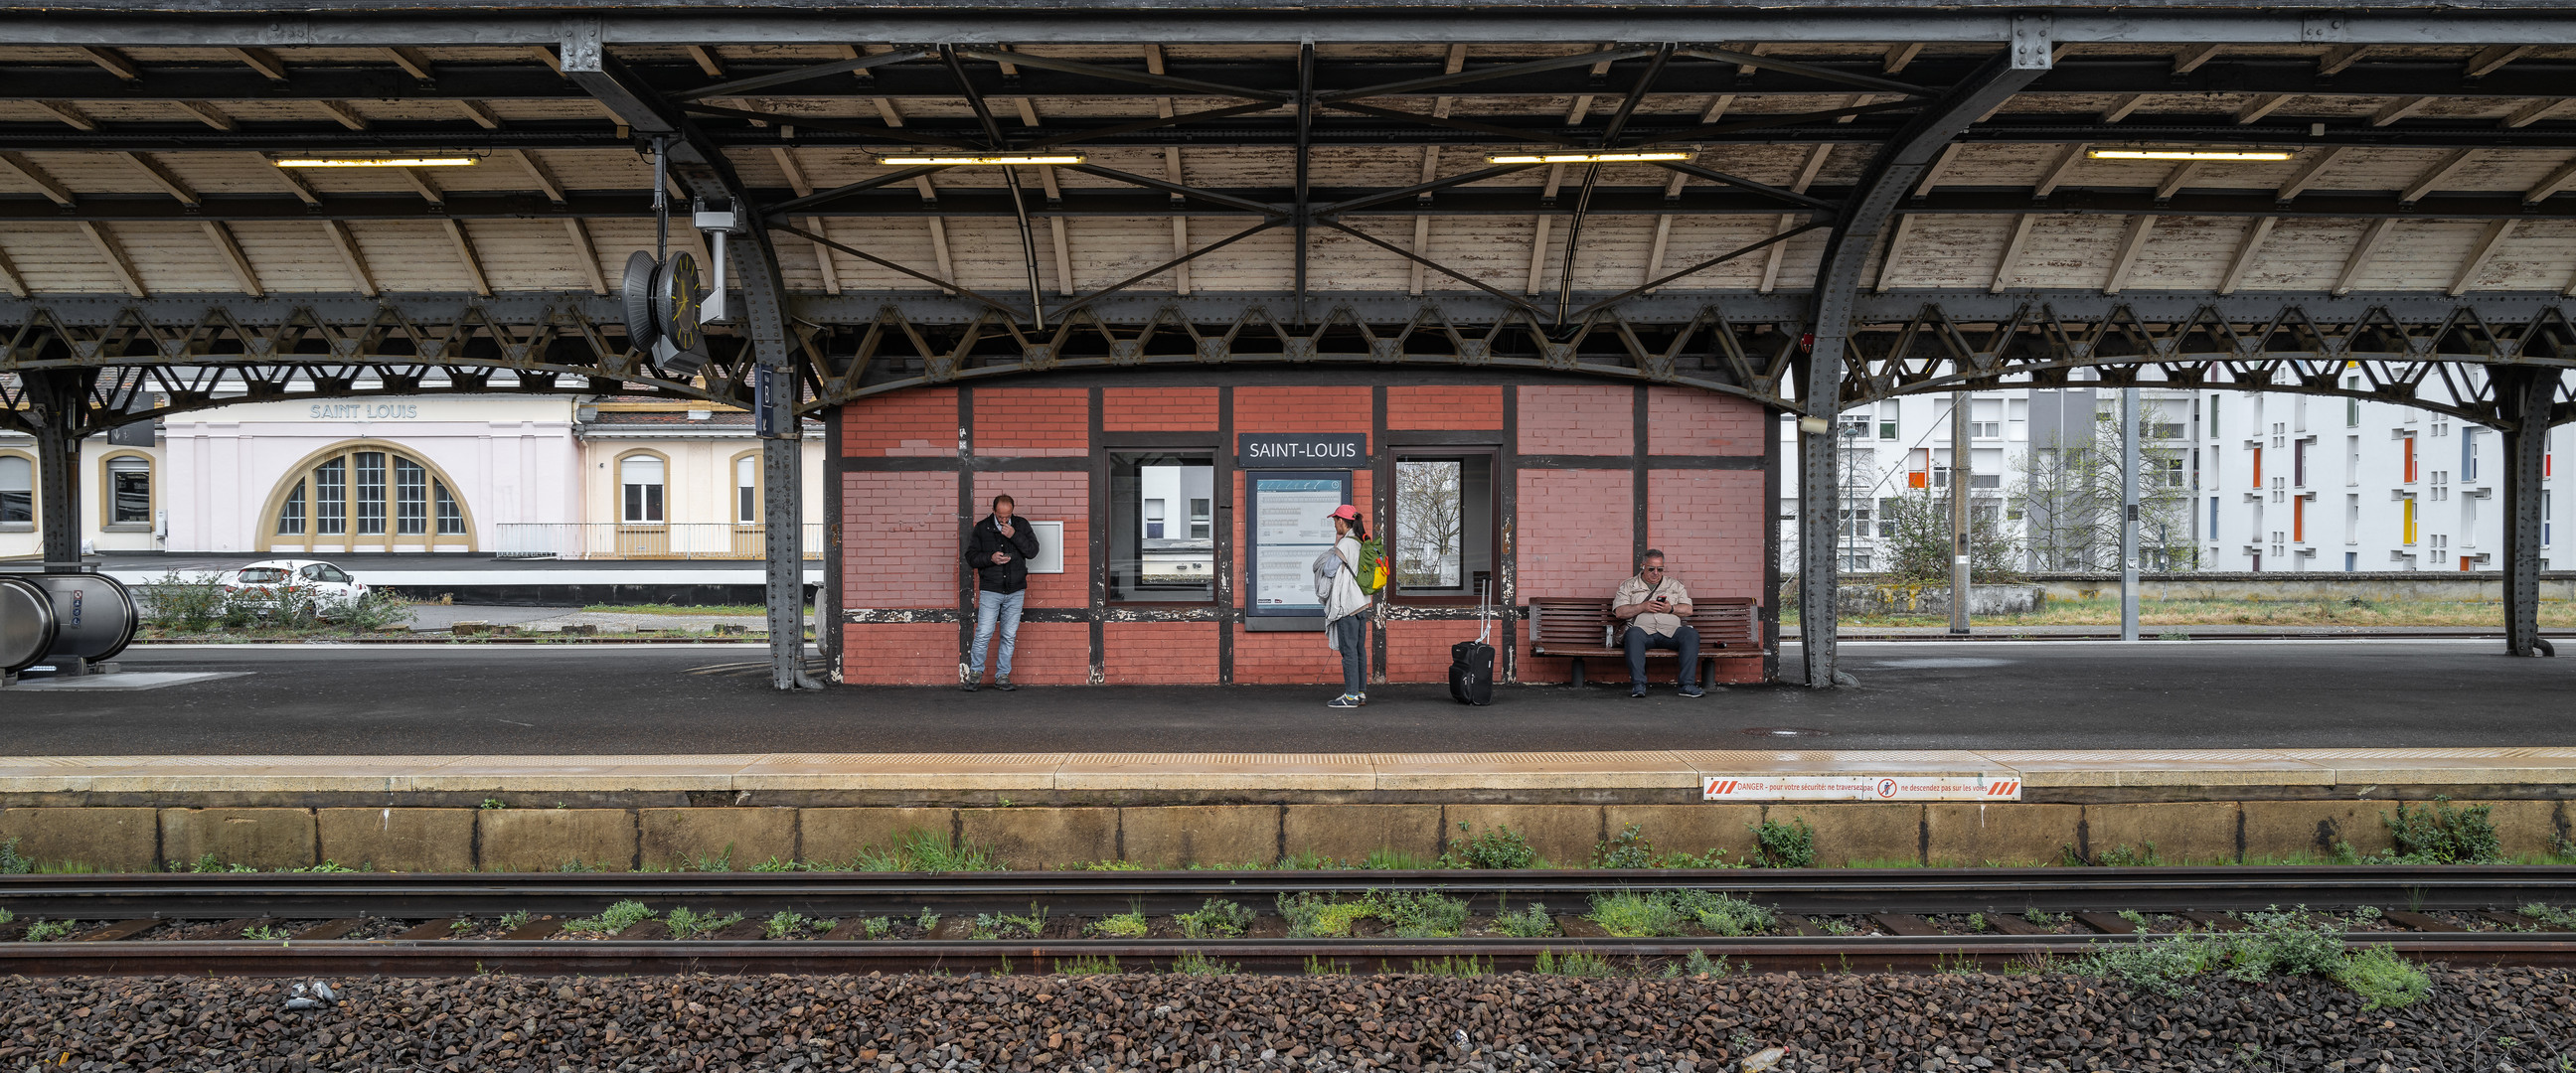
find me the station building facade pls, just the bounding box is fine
[831,376,1779,687]
[1,395,823,560]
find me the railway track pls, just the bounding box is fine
[3,866,2569,977]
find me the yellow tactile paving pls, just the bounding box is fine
[1,749,2573,793]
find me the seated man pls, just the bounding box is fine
[1611,549,1701,697]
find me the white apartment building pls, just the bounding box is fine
[1780,383,2562,573]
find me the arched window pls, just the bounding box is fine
[262,442,474,552]
[732,452,759,526]
[619,453,667,524]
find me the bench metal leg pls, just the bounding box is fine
[1569,658,1585,689]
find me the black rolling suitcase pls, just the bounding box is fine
[1449,584,1495,705]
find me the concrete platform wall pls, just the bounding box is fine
[3,798,2563,873]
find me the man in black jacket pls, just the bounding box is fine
[963,493,1042,690]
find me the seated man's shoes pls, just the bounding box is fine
[1679,685,1705,697]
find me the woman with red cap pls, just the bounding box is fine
[1321,504,1371,708]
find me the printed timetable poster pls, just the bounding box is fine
[1246,472,1352,619]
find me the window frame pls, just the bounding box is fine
[615,449,672,527]
[1388,447,1501,606]
[97,451,156,532]
[258,440,477,552]
[0,449,33,533]
[1108,448,1219,605]
[728,450,762,528]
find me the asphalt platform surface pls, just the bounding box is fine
[3,639,2571,755]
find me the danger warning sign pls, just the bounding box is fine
[1702,775,2020,802]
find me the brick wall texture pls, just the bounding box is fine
[836,382,1769,686]
[1104,387,1218,431]
[1388,384,1502,430]
[1518,384,1632,455]
[973,387,1088,456]
[1648,385,1766,456]
[842,388,958,458]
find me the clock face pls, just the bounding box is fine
[657,251,704,352]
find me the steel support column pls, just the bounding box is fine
[2497,367,2560,658]
[564,23,821,690]
[1796,31,2050,688]
[26,370,94,568]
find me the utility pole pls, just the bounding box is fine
[2121,387,2141,641]
[1950,394,1971,636]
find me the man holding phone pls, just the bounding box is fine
[1610,549,1702,698]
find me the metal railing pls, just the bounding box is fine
[493,523,825,560]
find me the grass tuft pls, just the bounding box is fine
[562,900,656,937]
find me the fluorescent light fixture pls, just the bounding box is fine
[273,157,479,168]
[876,154,1086,166]
[1486,151,1692,165]
[2087,148,2294,161]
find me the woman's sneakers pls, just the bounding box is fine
[1327,693,1361,708]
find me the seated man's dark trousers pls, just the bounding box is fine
[1623,624,1701,689]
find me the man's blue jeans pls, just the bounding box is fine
[1624,624,1700,689]
[968,589,1026,683]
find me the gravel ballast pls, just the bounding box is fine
[4,967,2570,1073]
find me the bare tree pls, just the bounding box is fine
[1394,460,1463,586]
[2010,412,2195,571]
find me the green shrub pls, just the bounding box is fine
[970,904,1050,940]
[2518,903,2576,929]
[1086,912,1150,939]
[1177,898,1254,939]
[1683,949,1731,978]
[1671,890,1774,936]
[1751,819,1816,868]
[2073,933,2222,996]
[664,907,743,940]
[1362,848,1434,870]
[1054,955,1120,975]
[1588,889,1772,937]
[495,910,533,931]
[1530,949,1618,978]
[242,923,289,941]
[761,911,820,939]
[21,920,79,942]
[2379,798,2504,864]
[1587,891,1686,938]
[563,900,656,937]
[0,838,29,875]
[862,917,894,939]
[0,908,12,926]
[1592,824,1657,868]
[1275,849,1345,870]
[2222,907,2346,982]
[1276,889,1467,938]
[1442,823,1540,869]
[1169,951,1235,976]
[1409,955,1490,977]
[2334,944,2429,1010]
[1495,902,1558,938]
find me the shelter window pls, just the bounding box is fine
[0,454,30,530]
[1110,452,1213,602]
[621,456,666,524]
[1395,454,1496,598]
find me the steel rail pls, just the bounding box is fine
[3,866,2571,919]
[0,933,2570,979]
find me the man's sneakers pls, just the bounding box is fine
[1628,686,1647,698]
[1327,694,1361,708]
[1679,685,1706,697]
[960,682,979,692]
[995,677,1017,691]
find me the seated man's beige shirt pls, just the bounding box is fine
[1612,574,1691,638]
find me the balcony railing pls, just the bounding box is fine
[494,523,826,560]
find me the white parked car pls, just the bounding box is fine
[221,559,370,613]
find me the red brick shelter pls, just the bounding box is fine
[827,373,1778,688]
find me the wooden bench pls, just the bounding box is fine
[1528,596,1765,688]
